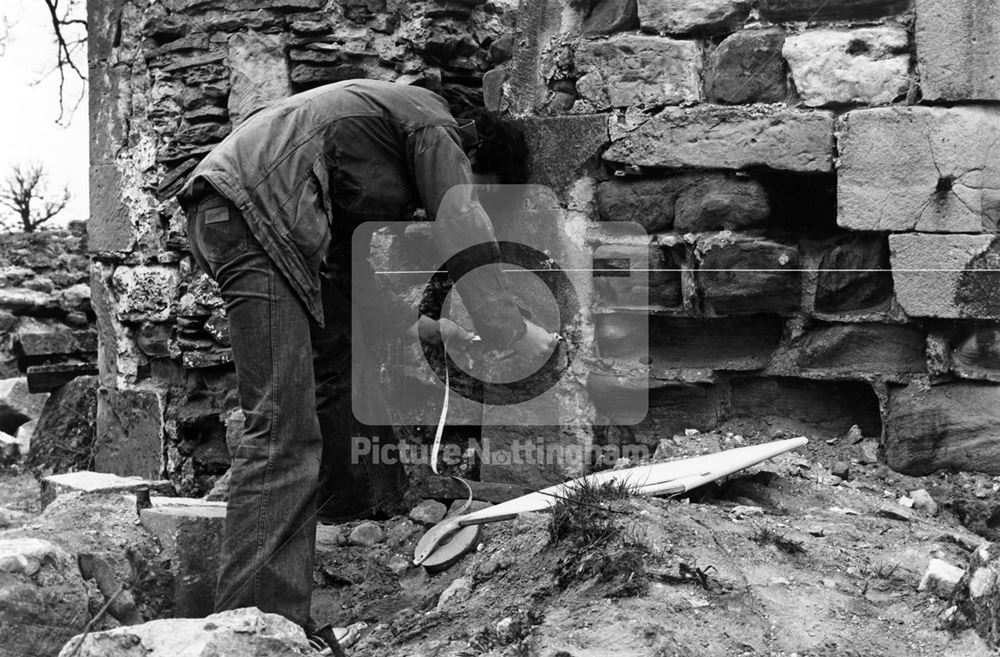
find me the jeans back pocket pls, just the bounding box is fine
[195,197,249,266]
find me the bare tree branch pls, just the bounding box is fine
[40,0,88,125]
[0,162,71,233]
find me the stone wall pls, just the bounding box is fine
[87,0,517,493]
[493,0,1000,475]
[87,0,1000,490]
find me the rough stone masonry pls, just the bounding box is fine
[86,0,1000,494]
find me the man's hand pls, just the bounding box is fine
[408,316,476,351]
[510,320,558,361]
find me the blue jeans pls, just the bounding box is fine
[187,193,406,627]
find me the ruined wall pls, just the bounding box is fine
[495,0,1000,475]
[87,0,515,493]
[88,0,1000,491]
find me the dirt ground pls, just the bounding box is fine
[309,425,1000,656]
[3,424,1000,656]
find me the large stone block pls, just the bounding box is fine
[674,176,770,232]
[113,265,179,322]
[705,29,788,104]
[575,35,702,110]
[696,234,801,316]
[596,173,768,233]
[60,607,312,657]
[889,233,1000,319]
[519,114,609,193]
[953,325,1000,382]
[783,27,909,107]
[885,382,1000,475]
[139,502,226,617]
[94,386,165,480]
[838,106,1000,232]
[228,32,290,126]
[583,0,640,36]
[593,244,681,308]
[0,538,89,657]
[598,314,784,370]
[89,163,136,254]
[730,377,882,436]
[758,0,911,22]
[784,323,927,376]
[814,235,893,314]
[638,0,750,36]
[917,0,1000,102]
[604,106,835,172]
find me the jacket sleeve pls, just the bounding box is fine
[345,224,420,339]
[408,125,528,348]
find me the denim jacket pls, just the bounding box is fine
[179,79,526,347]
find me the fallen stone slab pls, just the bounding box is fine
[26,362,100,393]
[41,471,175,509]
[783,27,909,107]
[139,500,227,618]
[917,0,1000,102]
[889,233,1000,319]
[838,106,1000,233]
[59,607,313,657]
[885,382,1000,475]
[409,499,448,526]
[604,105,835,173]
[0,537,89,657]
[575,35,701,109]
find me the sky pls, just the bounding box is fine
[0,0,89,227]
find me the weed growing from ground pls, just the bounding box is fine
[547,477,650,597]
[752,525,807,555]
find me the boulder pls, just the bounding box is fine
[0,538,89,657]
[59,607,313,657]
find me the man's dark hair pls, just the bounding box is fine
[461,110,530,184]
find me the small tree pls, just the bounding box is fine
[0,163,70,233]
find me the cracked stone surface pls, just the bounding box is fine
[838,106,1000,232]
